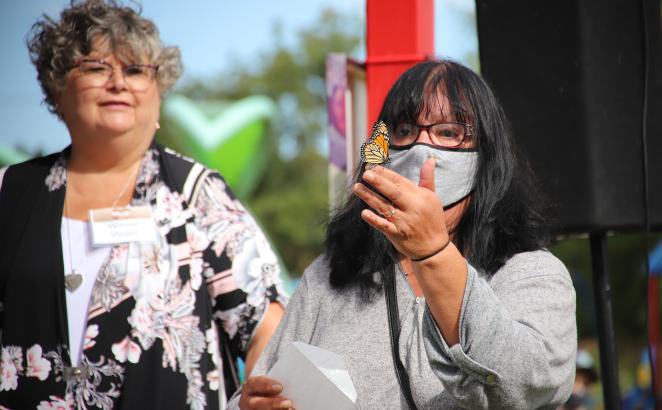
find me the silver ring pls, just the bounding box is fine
[385,207,395,218]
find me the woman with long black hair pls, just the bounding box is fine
[234,60,577,409]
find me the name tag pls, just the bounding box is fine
[89,206,158,245]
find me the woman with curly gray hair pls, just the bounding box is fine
[0,1,286,409]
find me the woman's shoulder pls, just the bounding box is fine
[0,151,63,194]
[295,254,367,309]
[157,144,231,196]
[159,145,207,178]
[298,254,336,295]
[490,249,572,287]
[300,254,331,283]
[3,151,61,173]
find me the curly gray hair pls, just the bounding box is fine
[27,0,183,116]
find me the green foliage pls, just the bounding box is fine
[250,149,329,275]
[551,233,662,343]
[0,144,31,166]
[550,233,662,389]
[160,9,362,276]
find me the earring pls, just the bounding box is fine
[155,121,161,130]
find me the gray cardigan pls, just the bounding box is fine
[229,250,576,409]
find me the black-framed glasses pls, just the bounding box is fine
[390,121,473,148]
[69,59,159,92]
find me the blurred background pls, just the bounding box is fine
[1,1,660,408]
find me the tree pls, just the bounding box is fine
[551,232,662,389]
[158,9,362,276]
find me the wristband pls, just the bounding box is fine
[410,239,451,262]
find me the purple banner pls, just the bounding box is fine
[326,54,348,171]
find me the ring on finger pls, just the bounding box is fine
[385,206,395,219]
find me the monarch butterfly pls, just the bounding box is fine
[361,121,390,167]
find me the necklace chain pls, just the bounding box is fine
[109,164,141,209]
[65,161,141,216]
[63,162,141,291]
[64,198,77,284]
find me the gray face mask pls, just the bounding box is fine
[388,144,478,208]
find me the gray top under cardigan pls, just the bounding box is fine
[229,250,576,409]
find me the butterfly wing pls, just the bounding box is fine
[361,121,390,166]
[374,132,389,157]
[361,139,388,165]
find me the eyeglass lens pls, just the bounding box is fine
[77,60,156,91]
[392,123,467,147]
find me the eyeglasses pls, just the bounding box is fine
[390,122,473,148]
[69,59,159,92]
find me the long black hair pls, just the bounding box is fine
[325,59,551,301]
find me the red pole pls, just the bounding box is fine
[366,0,435,133]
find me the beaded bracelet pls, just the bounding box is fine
[410,239,451,262]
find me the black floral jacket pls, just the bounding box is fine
[0,144,285,409]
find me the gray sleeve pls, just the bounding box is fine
[227,257,322,409]
[422,253,577,409]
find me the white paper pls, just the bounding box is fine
[267,341,357,410]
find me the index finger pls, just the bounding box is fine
[362,165,415,205]
[371,165,413,184]
[244,375,284,396]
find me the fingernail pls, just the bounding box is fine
[272,383,283,393]
[279,400,292,409]
[364,171,374,181]
[352,183,360,192]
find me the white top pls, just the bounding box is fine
[61,217,112,365]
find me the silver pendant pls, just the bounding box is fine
[64,270,83,292]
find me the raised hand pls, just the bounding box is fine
[352,158,450,261]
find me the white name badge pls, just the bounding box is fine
[89,206,158,245]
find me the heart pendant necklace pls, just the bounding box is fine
[64,268,83,292]
[64,197,83,292]
[63,164,139,292]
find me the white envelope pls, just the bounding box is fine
[267,341,357,410]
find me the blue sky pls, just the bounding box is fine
[0,0,477,155]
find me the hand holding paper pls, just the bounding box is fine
[238,375,292,410]
[267,341,357,410]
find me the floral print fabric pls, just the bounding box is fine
[0,145,285,409]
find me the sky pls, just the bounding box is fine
[0,0,478,155]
